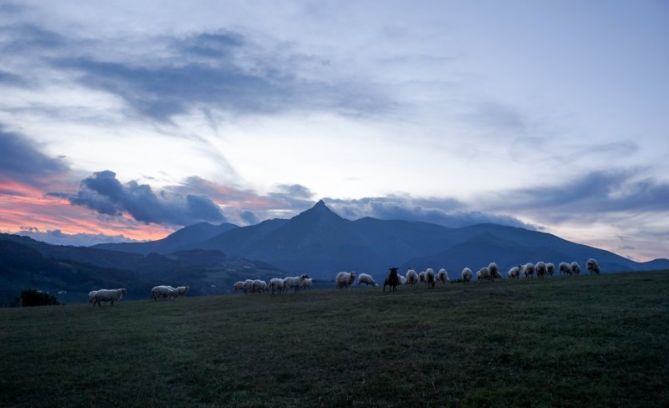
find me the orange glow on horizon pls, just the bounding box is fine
[0,180,174,241]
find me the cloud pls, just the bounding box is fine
[45,28,391,121]
[323,195,534,229]
[17,227,139,247]
[239,210,259,225]
[0,23,67,53]
[463,101,527,134]
[68,170,225,226]
[487,169,669,222]
[0,126,68,186]
[0,69,27,87]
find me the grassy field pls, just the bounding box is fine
[1,272,668,407]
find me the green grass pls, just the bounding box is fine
[1,272,668,407]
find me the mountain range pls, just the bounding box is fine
[2,200,667,304]
[97,200,669,279]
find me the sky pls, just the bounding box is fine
[0,0,668,260]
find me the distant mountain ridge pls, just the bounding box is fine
[94,222,238,254]
[96,200,669,279]
[0,233,285,305]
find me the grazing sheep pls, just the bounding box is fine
[437,268,449,284]
[335,272,357,289]
[418,271,427,284]
[488,262,502,280]
[243,279,255,293]
[522,263,535,279]
[91,288,127,307]
[175,286,189,296]
[570,262,581,275]
[88,290,98,304]
[151,285,177,301]
[535,261,547,278]
[252,280,268,293]
[586,258,600,275]
[300,277,313,289]
[546,263,556,276]
[358,273,378,287]
[406,269,419,286]
[425,268,436,288]
[284,275,311,292]
[383,267,400,292]
[269,278,285,294]
[507,266,521,279]
[559,262,572,276]
[461,268,473,282]
[477,266,491,281]
[233,281,246,293]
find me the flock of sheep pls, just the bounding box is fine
[87,285,189,307]
[87,259,601,306]
[232,275,313,294]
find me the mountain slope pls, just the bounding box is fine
[94,222,239,254]
[193,201,667,279]
[0,234,286,304]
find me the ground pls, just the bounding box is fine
[1,271,668,407]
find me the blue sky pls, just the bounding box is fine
[0,1,668,260]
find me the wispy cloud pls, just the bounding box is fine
[486,169,669,222]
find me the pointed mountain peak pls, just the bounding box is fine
[313,199,328,210]
[292,199,342,222]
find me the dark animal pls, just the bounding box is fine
[426,270,435,289]
[383,267,400,292]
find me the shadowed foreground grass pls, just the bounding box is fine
[1,271,668,407]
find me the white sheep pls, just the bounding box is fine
[586,258,600,274]
[546,263,556,276]
[398,274,407,285]
[559,262,572,276]
[300,277,313,289]
[477,266,491,281]
[507,266,521,279]
[284,274,311,291]
[488,262,502,280]
[252,280,268,293]
[357,273,378,287]
[175,286,189,296]
[88,290,98,304]
[570,262,581,275]
[437,268,449,284]
[522,263,535,278]
[233,281,246,293]
[240,279,255,294]
[151,285,177,301]
[269,278,285,294]
[406,269,419,286]
[335,271,357,288]
[535,261,547,278]
[92,288,127,307]
[461,268,473,282]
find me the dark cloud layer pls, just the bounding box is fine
[488,169,669,222]
[324,196,534,229]
[37,29,390,120]
[69,170,225,226]
[0,126,68,186]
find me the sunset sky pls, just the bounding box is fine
[1,1,668,260]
